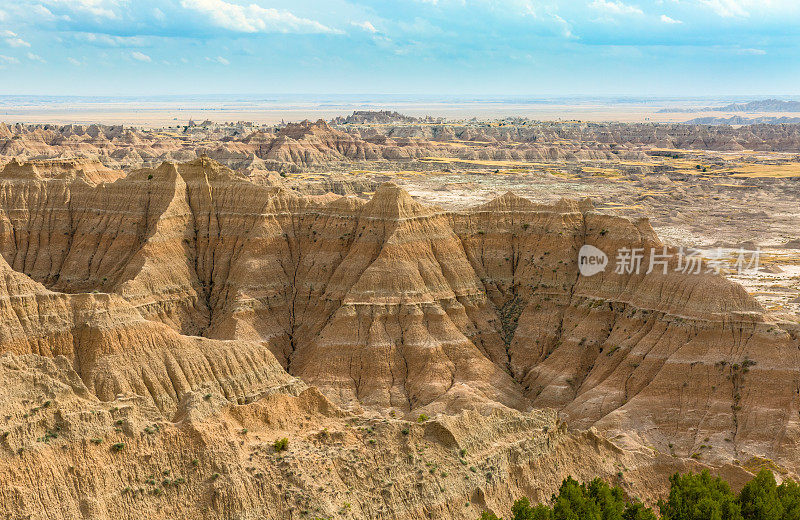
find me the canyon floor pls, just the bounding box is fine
[0,113,799,519]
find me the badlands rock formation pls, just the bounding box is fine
[0,155,797,518]
[4,352,742,520]
[4,117,800,173]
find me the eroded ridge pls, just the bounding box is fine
[0,157,797,472]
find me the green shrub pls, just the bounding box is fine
[480,476,656,520]
[659,470,741,520]
[739,469,784,520]
[487,470,800,520]
[511,497,552,520]
[273,437,289,452]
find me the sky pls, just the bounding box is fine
[0,0,798,96]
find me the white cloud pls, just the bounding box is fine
[131,50,151,62]
[351,21,378,33]
[589,0,643,15]
[180,0,339,34]
[699,0,749,17]
[0,9,6,22]
[39,0,119,19]
[699,0,800,18]
[738,47,766,55]
[67,56,82,65]
[206,55,229,65]
[6,38,31,48]
[66,0,117,18]
[26,52,46,62]
[30,5,58,22]
[1,30,30,48]
[660,14,683,23]
[553,14,576,39]
[0,54,19,64]
[76,33,148,47]
[522,1,537,17]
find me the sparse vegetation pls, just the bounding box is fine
[273,437,289,452]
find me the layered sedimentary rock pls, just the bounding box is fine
[0,157,797,479]
[450,192,800,469]
[1,353,747,520]
[5,117,800,173]
[0,241,302,418]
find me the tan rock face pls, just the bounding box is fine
[0,354,736,520]
[450,193,799,468]
[8,119,800,173]
[0,239,303,418]
[0,157,798,518]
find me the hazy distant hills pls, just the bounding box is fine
[712,99,800,112]
[661,98,800,114]
[661,99,800,124]
[685,115,800,125]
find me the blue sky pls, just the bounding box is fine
[0,0,798,96]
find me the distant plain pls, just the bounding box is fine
[4,95,800,126]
